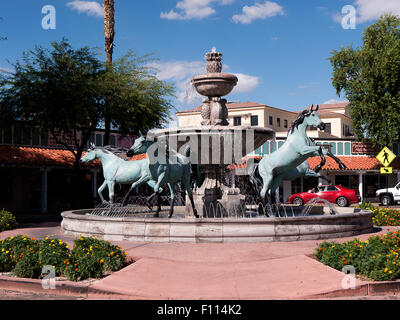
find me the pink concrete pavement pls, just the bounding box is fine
[1,223,400,299]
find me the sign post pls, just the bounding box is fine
[376,147,396,208]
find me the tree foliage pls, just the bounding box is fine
[0,39,175,168]
[329,14,400,149]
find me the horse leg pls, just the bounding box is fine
[305,168,332,184]
[326,151,346,169]
[154,192,162,218]
[107,181,115,205]
[182,173,199,218]
[167,183,176,218]
[314,147,326,173]
[98,181,108,204]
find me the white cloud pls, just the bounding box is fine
[232,73,260,93]
[333,0,400,25]
[148,60,260,105]
[232,1,284,24]
[161,0,234,20]
[356,0,400,23]
[66,1,103,18]
[322,99,349,105]
[148,60,204,104]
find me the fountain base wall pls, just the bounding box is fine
[61,208,374,242]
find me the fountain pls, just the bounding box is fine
[60,48,374,242]
[154,48,274,217]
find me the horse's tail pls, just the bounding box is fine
[247,159,263,196]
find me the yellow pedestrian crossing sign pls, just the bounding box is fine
[380,167,392,174]
[376,147,396,167]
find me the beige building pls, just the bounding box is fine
[177,101,353,140]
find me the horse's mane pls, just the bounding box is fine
[288,109,311,135]
[97,145,129,160]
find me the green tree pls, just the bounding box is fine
[0,39,104,168]
[329,14,400,149]
[102,51,175,135]
[0,39,174,168]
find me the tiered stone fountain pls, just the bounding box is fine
[154,47,274,217]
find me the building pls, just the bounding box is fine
[0,121,136,216]
[177,101,400,203]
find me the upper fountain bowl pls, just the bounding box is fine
[191,73,238,97]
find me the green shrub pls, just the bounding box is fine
[0,209,18,232]
[356,204,400,226]
[38,237,71,276]
[73,236,127,272]
[63,250,104,281]
[0,234,130,281]
[315,231,400,281]
[12,251,41,278]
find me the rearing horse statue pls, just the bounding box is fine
[251,105,339,210]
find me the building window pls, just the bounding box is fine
[284,119,288,128]
[270,141,277,152]
[3,125,12,144]
[233,116,241,126]
[337,142,344,155]
[32,128,40,146]
[109,135,116,146]
[343,124,351,137]
[262,141,269,154]
[41,131,48,147]
[13,124,22,145]
[345,142,351,155]
[324,123,331,134]
[278,141,284,149]
[330,142,336,155]
[250,115,258,126]
[277,118,281,127]
[269,116,273,126]
[22,126,31,145]
[95,133,103,146]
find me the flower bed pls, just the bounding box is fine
[0,209,18,232]
[0,235,131,281]
[315,231,400,281]
[357,202,400,226]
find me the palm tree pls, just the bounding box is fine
[103,0,115,146]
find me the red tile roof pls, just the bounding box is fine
[0,146,147,168]
[228,155,400,171]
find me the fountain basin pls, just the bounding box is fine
[191,73,238,97]
[154,125,274,164]
[61,208,374,242]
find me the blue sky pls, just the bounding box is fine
[1,0,400,120]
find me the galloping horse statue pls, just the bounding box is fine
[249,105,346,212]
[126,134,199,218]
[80,143,160,205]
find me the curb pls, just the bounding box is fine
[304,280,400,299]
[0,275,127,299]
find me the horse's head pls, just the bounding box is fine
[80,142,97,163]
[301,105,325,131]
[127,134,154,157]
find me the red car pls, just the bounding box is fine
[288,185,360,207]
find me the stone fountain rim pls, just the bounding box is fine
[191,73,238,82]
